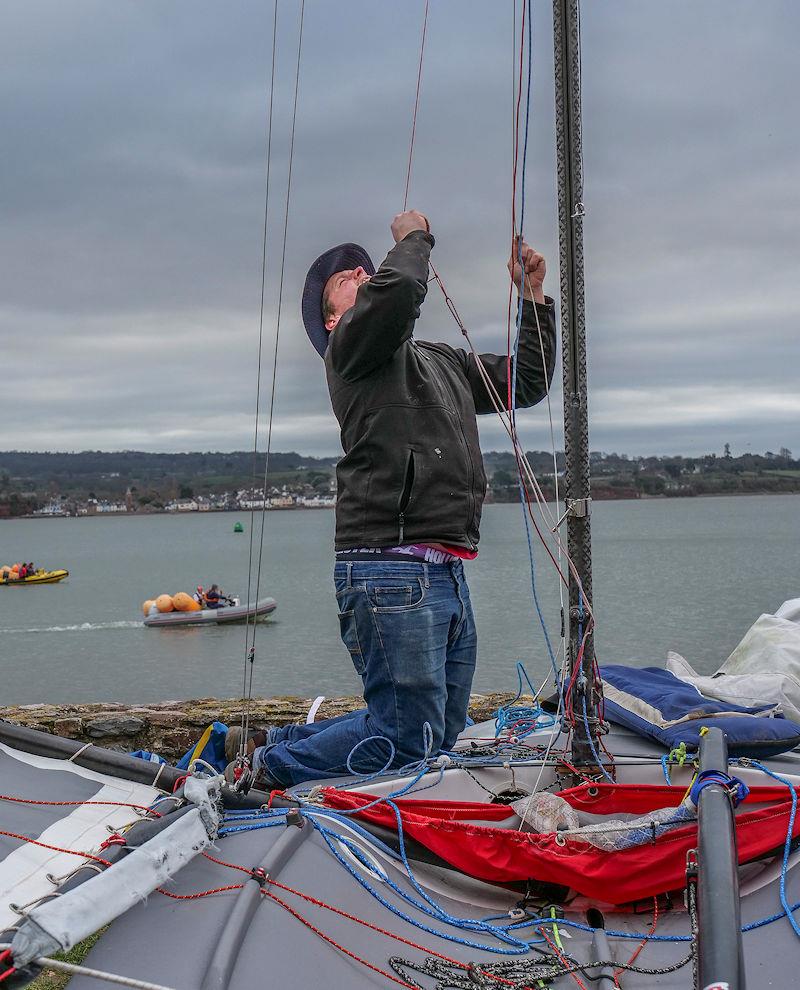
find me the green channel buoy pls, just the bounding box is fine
[233,521,244,533]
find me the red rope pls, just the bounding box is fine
[614,896,658,981]
[0,947,13,985]
[0,794,160,817]
[539,927,589,990]
[198,850,541,989]
[263,888,419,989]
[507,0,528,409]
[0,828,112,867]
[202,850,251,874]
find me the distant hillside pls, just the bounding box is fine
[1,447,798,518]
[0,450,338,500]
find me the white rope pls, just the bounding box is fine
[524,272,566,620]
[0,945,178,990]
[65,743,92,763]
[305,696,326,725]
[150,761,167,791]
[36,957,177,990]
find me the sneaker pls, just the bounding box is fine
[224,725,269,764]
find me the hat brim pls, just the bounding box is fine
[301,243,375,357]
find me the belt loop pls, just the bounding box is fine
[422,562,430,589]
[346,562,353,588]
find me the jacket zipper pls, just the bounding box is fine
[397,449,415,543]
[418,346,477,549]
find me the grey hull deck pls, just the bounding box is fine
[3,721,800,989]
[143,596,277,627]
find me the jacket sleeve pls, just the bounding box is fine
[461,297,557,414]
[327,230,434,382]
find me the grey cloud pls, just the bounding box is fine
[1,0,798,457]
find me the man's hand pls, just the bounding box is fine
[508,236,545,304]
[391,210,430,243]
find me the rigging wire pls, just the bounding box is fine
[240,0,279,756]
[399,1,582,644]
[239,0,306,756]
[402,0,430,212]
[396,3,598,689]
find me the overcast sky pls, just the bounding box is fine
[2,1,797,458]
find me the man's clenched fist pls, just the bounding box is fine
[508,236,545,304]
[391,210,430,243]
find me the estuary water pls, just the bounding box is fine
[0,495,797,706]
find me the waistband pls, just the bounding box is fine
[334,558,462,584]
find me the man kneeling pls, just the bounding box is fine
[226,210,556,789]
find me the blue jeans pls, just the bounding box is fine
[258,560,477,787]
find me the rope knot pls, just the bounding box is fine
[99,834,127,850]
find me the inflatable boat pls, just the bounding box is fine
[143,596,277,626]
[0,569,69,586]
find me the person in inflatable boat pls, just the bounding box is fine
[205,584,223,609]
[225,209,557,789]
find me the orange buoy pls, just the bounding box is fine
[155,594,174,613]
[142,599,156,616]
[172,591,198,612]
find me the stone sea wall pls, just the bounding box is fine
[0,694,515,761]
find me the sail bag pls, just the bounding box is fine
[322,781,800,903]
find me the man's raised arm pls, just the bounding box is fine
[463,238,557,413]
[327,212,433,381]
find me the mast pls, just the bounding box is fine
[552,0,602,766]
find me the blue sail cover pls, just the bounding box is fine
[601,665,800,757]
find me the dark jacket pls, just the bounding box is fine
[325,230,557,551]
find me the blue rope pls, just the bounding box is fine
[508,0,559,686]
[689,770,750,808]
[215,763,800,948]
[307,815,533,954]
[345,733,396,782]
[581,694,613,784]
[494,661,556,739]
[747,760,800,938]
[219,817,287,836]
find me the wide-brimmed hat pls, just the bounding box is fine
[301,242,375,357]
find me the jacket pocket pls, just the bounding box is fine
[397,449,416,542]
[337,609,365,675]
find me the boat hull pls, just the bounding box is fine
[143,596,277,626]
[0,569,69,586]
[3,719,798,990]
